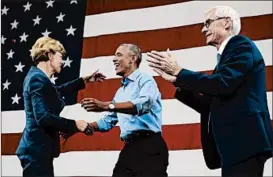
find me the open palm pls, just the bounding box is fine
[153,68,177,83]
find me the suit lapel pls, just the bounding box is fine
[212,35,237,74]
[33,66,65,107]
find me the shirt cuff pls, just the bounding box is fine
[131,97,152,115]
[130,99,143,115]
[173,69,191,89]
[95,119,106,131]
[173,69,183,85]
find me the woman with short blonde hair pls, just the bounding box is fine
[31,37,66,64]
[16,36,105,177]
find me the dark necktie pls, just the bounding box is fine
[216,53,221,70]
[217,53,221,65]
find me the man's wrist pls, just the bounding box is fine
[89,122,99,132]
[84,123,95,135]
[174,67,182,76]
[108,102,116,112]
[171,76,177,83]
[103,102,111,111]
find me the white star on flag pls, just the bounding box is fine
[23,2,32,12]
[66,25,76,36]
[20,32,29,42]
[70,0,78,4]
[10,19,19,29]
[50,75,58,84]
[2,35,7,44]
[63,57,73,68]
[1,6,9,15]
[33,15,42,26]
[56,12,65,23]
[46,0,54,8]
[14,62,25,72]
[42,29,52,37]
[29,49,32,57]
[3,80,11,90]
[7,49,15,59]
[11,93,21,104]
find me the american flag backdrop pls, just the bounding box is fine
[1,0,272,176]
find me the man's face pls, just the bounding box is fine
[201,10,227,46]
[113,45,134,76]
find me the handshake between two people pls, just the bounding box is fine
[60,70,106,140]
[60,118,95,140]
[69,98,110,137]
[61,98,111,139]
[60,98,108,139]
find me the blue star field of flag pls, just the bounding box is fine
[1,0,87,111]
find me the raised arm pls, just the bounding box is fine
[175,40,253,97]
[81,79,159,115]
[55,77,85,95]
[56,70,106,96]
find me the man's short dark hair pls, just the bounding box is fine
[120,43,142,67]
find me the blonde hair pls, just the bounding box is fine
[31,37,66,64]
[207,6,241,35]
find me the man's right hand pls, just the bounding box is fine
[84,123,94,136]
[75,120,94,136]
[76,120,88,132]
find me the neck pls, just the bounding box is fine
[215,32,233,50]
[123,67,137,78]
[37,62,54,78]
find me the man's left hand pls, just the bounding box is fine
[147,49,182,76]
[81,98,109,112]
[82,70,106,83]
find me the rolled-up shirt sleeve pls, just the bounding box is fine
[96,111,118,132]
[131,79,158,115]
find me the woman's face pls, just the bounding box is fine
[49,51,63,73]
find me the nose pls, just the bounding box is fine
[113,56,117,63]
[61,60,65,66]
[201,25,208,34]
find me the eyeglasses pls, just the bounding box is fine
[203,17,227,28]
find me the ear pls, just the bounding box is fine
[224,18,232,30]
[131,55,137,64]
[47,52,53,60]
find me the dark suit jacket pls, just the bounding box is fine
[16,66,85,158]
[174,35,273,169]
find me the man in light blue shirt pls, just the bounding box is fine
[81,43,168,177]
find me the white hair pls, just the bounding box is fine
[207,6,241,35]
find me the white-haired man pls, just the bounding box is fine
[147,6,272,177]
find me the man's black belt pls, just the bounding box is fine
[121,130,161,144]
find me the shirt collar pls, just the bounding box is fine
[218,35,234,55]
[121,69,140,86]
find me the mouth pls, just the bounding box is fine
[114,63,120,70]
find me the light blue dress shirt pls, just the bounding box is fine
[96,69,162,139]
